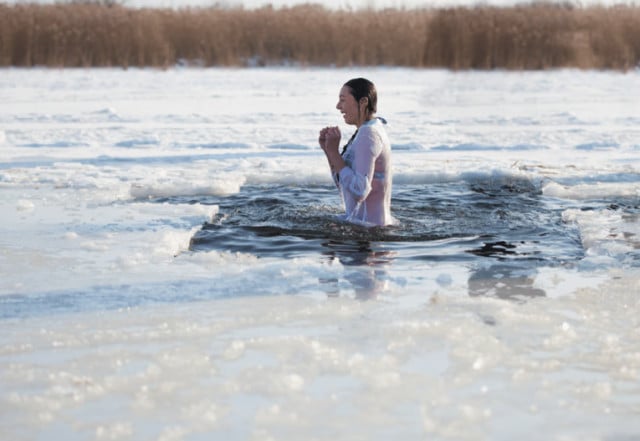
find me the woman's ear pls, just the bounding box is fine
[359,97,369,113]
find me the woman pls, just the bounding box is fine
[319,78,393,227]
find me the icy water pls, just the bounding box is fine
[187,179,586,300]
[1,68,640,440]
[189,179,583,260]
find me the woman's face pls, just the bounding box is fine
[336,86,360,126]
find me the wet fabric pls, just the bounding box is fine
[333,118,394,226]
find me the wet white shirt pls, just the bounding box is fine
[333,118,393,226]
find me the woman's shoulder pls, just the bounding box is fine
[364,117,387,128]
[361,118,389,144]
[352,120,389,155]
[358,118,387,136]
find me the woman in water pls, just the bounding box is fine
[319,77,393,227]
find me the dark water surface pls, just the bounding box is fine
[187,179,584,267]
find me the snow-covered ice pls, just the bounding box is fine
[1,67,639,440]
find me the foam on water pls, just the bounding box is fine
[1,67,639,440]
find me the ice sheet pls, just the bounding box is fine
[1,67,639,440]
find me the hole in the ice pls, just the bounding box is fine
[184,183,583,266]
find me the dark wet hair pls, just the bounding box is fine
[340,78,378,157]
[344,77,377,117]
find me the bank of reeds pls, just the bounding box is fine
[1,2,639,70]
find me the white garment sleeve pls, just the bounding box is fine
[338,126,381,202]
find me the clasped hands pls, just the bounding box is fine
[318,126,341,155]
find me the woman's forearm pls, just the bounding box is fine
[325,149,346,174]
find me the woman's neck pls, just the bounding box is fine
[356,115,375,128]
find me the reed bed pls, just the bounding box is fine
[1,2,639,69]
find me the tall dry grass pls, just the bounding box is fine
[0,2,639,69]
[423,4,640,69]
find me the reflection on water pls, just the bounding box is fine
[320,240,396,300]
[317,240,548,301]
[468,264,546,300]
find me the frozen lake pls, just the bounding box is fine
[1,67,639,440]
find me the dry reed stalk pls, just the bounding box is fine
[0,3,638,70]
